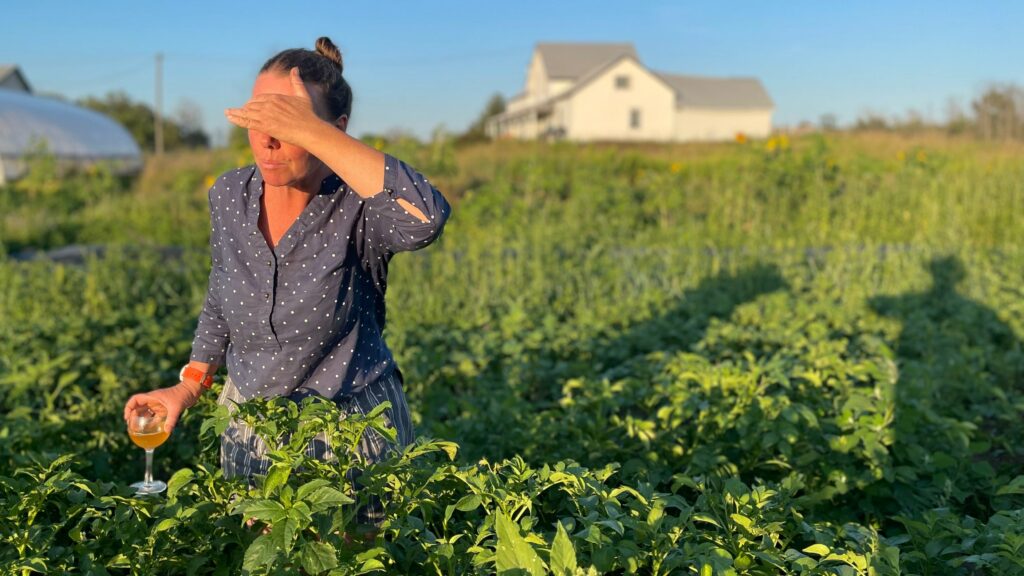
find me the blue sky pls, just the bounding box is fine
[2,1,1020,144]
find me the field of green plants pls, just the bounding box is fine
[1,133,1022,575]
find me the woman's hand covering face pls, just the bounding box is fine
[225,67,325,149]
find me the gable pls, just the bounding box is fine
[536,43,638,80]
[0,65,32,93]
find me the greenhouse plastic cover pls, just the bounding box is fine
[0,89,141,160]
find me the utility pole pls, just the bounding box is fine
[155,52,164,156]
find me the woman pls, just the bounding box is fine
[123,36,451,528]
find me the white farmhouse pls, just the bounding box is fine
[486,43,774,142]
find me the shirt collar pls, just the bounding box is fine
[245,165,345,258]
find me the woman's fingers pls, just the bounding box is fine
[289,67,311,100]
[225,104,268,130]
[245,517,271,535]
[124,393,173,427]
[124,394,145,423]
[225,94,316,147]
[224,110,248,128]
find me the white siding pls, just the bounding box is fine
[674,108,773,141]
[565,59,675,142]
[505,93,529,114]
[548,79,573,98]
[522,52,548,105]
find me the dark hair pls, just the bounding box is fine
[259,36,352,121]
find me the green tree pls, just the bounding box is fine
[971,83,1023,140]
[456,93,505,145]
[76,91,209,152]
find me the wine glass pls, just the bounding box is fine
[127,403,169,495]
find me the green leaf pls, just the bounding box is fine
[106,554,131,568]
[494,511,546,576]
[446,493,483,525]
[730,513,754,532]
[803,543,831,557]
[691,513,721,528]
[435,441,459,461]
[242,534,278,572]
[200,405,231,438]
[153,518,179,533]
[362,401,392,420]
[166,468,194,499]
[996,476,1024,496]
[550,521,577,576]
[269,517,300,555]
[297,479,332,501]
[456,494,482,512]
[724,477,748,498]
[13,558,48,573]
[595,519,624,535]
[237,499,287,523]
[303,485,354,514]
[262,463,291,497]
[357,559,386,574]
[300,541,339,575]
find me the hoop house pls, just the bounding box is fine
[0,89,142,184]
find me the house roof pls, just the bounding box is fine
[0,65,32,92]
[656,73,774,109]
[536,42,638,80]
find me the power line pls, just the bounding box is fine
[51,58,153,93]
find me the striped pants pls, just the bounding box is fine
[217,367,415,526]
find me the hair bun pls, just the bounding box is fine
[315,36,343,72]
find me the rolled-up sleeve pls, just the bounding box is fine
[362,153,452,253]
[189,187,230,364]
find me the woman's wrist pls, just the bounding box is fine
[301,119,387,196]
[302,117,346,158]
[177,379,204,407]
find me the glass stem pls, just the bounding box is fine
[144,448,154,484]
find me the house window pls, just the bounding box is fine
[630,108,641,129]
[615,75,630,89]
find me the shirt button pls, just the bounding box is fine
[262,292,270,300]
[266,260,272,267]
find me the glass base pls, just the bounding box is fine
[131,480,167,495]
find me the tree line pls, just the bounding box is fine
[73,92,210,152]
[838,84,1024,140]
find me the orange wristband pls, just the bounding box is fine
[179,365,214,390]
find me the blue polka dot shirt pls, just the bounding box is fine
[189,152,451,401]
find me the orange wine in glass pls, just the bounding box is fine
[127,404,169,495]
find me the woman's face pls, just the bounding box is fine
[248,70,343,189]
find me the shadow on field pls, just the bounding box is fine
[424,262,790,463]
[869,255,1024,512]
[587,262,789,376]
